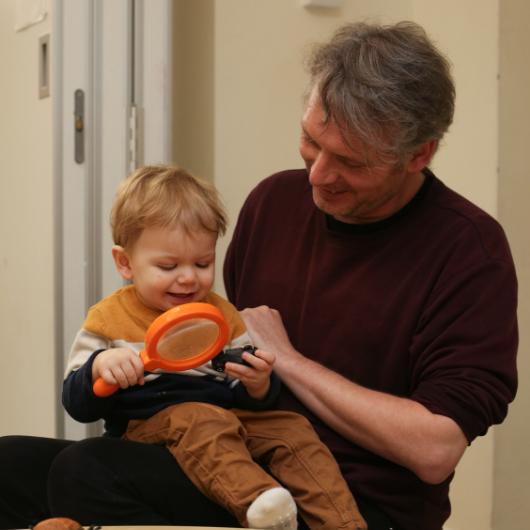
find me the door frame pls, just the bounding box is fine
[53,0,173,439]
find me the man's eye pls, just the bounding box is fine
[340,158,365,170]
[303,135,318,147]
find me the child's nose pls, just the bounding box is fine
[176,267,196,284]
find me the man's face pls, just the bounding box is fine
[299,92,423,224]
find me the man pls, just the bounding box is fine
[0,20,517,530]
[223,21,518,530]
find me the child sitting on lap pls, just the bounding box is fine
[63,165,367,530]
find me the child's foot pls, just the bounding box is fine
[246,487,298,530]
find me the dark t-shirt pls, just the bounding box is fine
[223,168,518,530]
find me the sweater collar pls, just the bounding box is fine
[325,168,434,234]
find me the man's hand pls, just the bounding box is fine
[224,348,275,400]
[240,306,302,372]
[92,347,145,390]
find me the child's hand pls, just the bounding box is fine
[224,348,275,400]
[92,347,145,390]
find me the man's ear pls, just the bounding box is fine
[406,139,438,173]
[112,245,134,281]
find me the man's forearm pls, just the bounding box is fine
[240,305,468,483]
[275,351,467,484]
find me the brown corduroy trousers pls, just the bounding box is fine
[124,402,367,530]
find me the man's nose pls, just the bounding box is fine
[308,151,337,186]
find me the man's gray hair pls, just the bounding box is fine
[307,21,455,160]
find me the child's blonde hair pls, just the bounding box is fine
[111,165,227,249]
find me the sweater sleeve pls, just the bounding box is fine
[410,242,518,442]
[64,327,111,377]
[224,182,258,308]
[62,350,117,423]
[232,372,282,410]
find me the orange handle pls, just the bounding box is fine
[93,377,120,397]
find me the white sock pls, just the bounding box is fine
[246,487,298,530]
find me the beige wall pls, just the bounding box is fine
[0,1,56,436]
[172,0,215,179]
[0,0,526,528]
[495,1,530,529]
[173,2,520,530]
[410,1,500,215]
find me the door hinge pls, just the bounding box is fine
[74,89,85,164]
[128,104,138,172]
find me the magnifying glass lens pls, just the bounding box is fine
[156,318,220,361]
[93,303,229,397]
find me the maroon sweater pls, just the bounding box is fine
[223,168,518,530]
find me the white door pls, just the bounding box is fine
[54,0,172,440]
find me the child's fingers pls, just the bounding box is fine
[224,363,266,386]
[252,348,276,365]
[101,368,118,386]
[225,361,270,384]
[224,362,251,379]
[242,349,275,370]
[105,359,143,389]
[111,366,131,389]
[121,359,143,387]
[131,355,145,384]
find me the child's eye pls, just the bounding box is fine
[158,264,176,271]
[196,262,211,269]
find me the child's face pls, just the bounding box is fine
[115,225,217,312]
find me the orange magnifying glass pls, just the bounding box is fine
[93,302,229,397]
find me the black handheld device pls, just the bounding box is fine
[212,345,257,372]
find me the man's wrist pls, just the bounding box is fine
[275,347,307,377]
